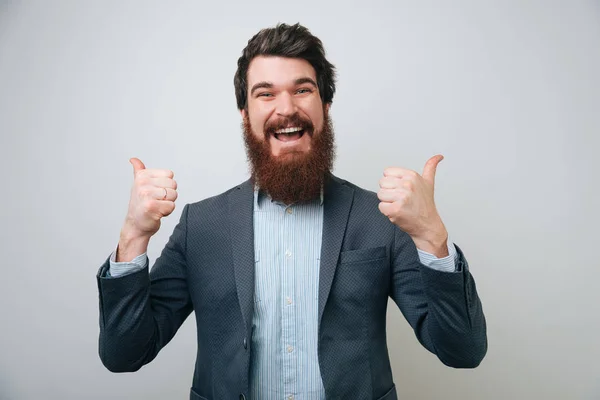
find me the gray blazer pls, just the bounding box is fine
[97,175,487,400]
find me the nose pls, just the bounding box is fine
[275,92,297,117]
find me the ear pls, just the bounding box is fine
[240,108,247,119]
[325,103,331,115]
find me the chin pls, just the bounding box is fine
[274,145,307,154]
[271,153,301,165]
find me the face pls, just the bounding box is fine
[241,56,335,205]
[241,56,329,159]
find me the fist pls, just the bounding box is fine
[123,157,178,239]
[377,155,445,241]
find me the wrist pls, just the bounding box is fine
[119,232,150,247]
[120,219,152,241]
[412,227,449,258]
[117,225,151,262]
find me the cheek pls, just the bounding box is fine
[248,108,270,136]
[308,108,325,130]
[248,104,272,126]
[302,98,325,126]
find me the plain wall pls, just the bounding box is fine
[1,1,599,399]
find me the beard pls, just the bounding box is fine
[242,109,336,205]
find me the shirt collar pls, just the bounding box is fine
[253,184,324,210]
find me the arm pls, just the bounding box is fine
[416,236,458,272]
[390,226,487,368]
[96,204,192,372]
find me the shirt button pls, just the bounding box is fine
[287,345,294,353]
[286,297,292,305]
[285,249,292,257]
[288,396,294,400]
[286,208,293,214]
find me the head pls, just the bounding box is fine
[234,23,337,204]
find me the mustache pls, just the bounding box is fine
[264,113,314,138]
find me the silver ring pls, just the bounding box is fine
[162,187,168,200]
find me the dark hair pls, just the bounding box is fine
[234,23,336,110]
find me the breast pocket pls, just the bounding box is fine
[253,249,278,307]
[339,246,387,264]
[336,246,389,300]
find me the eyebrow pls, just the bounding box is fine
[250,77,318,96]
[250,82,273,96]
[294,77,318,88]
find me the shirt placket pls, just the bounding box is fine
[281,204,297,400]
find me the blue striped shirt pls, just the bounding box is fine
[250,189,326,400]
[108,189,458,400]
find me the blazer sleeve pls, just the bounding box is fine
[389,226,487,368]
[96,204,193,372]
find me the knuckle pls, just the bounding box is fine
[143,200,155,214]
[136,176,149,187]
[163,202,175,215]
[384,168,396,177]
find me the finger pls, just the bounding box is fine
[377,188,406,203]
[149,177,178,190]
[378,202,394,217]
[157,200,176,216]
[162,187,178,202]
[379,176,403,189]
[130,158,146,177]
[145,187,178,201]
[143,169,175,179]
[383,167,417,179]
[422,154,444,186]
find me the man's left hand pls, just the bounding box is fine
[378,155,449,258]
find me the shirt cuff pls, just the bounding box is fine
[108,248,148,278]
[416,237,458,273]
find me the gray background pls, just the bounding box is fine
[1,1,599,399]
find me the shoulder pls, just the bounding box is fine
[329,175,379,206]
[185,179,252,217]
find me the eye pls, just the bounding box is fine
[257,92,273,97]
[296,88,313,94]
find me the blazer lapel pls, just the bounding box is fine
[318,175,354,326]
[228,176,354,334]
[229,179,255,337]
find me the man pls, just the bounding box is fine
[97,23,487,400]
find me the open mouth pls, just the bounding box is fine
[273,126,305,142]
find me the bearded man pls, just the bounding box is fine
[97,23,487,400]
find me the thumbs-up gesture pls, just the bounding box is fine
[378,155,449,257]
[122,158,178,239]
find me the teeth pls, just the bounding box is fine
[274,127,303,134]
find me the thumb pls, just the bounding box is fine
[129,157,146,177]
[422,154,444,186]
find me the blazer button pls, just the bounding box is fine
[243,338,247,349]
[239,394,246,400]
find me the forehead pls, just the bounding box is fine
[247,56,317,86]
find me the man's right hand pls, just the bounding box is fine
[116,157,178,262]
